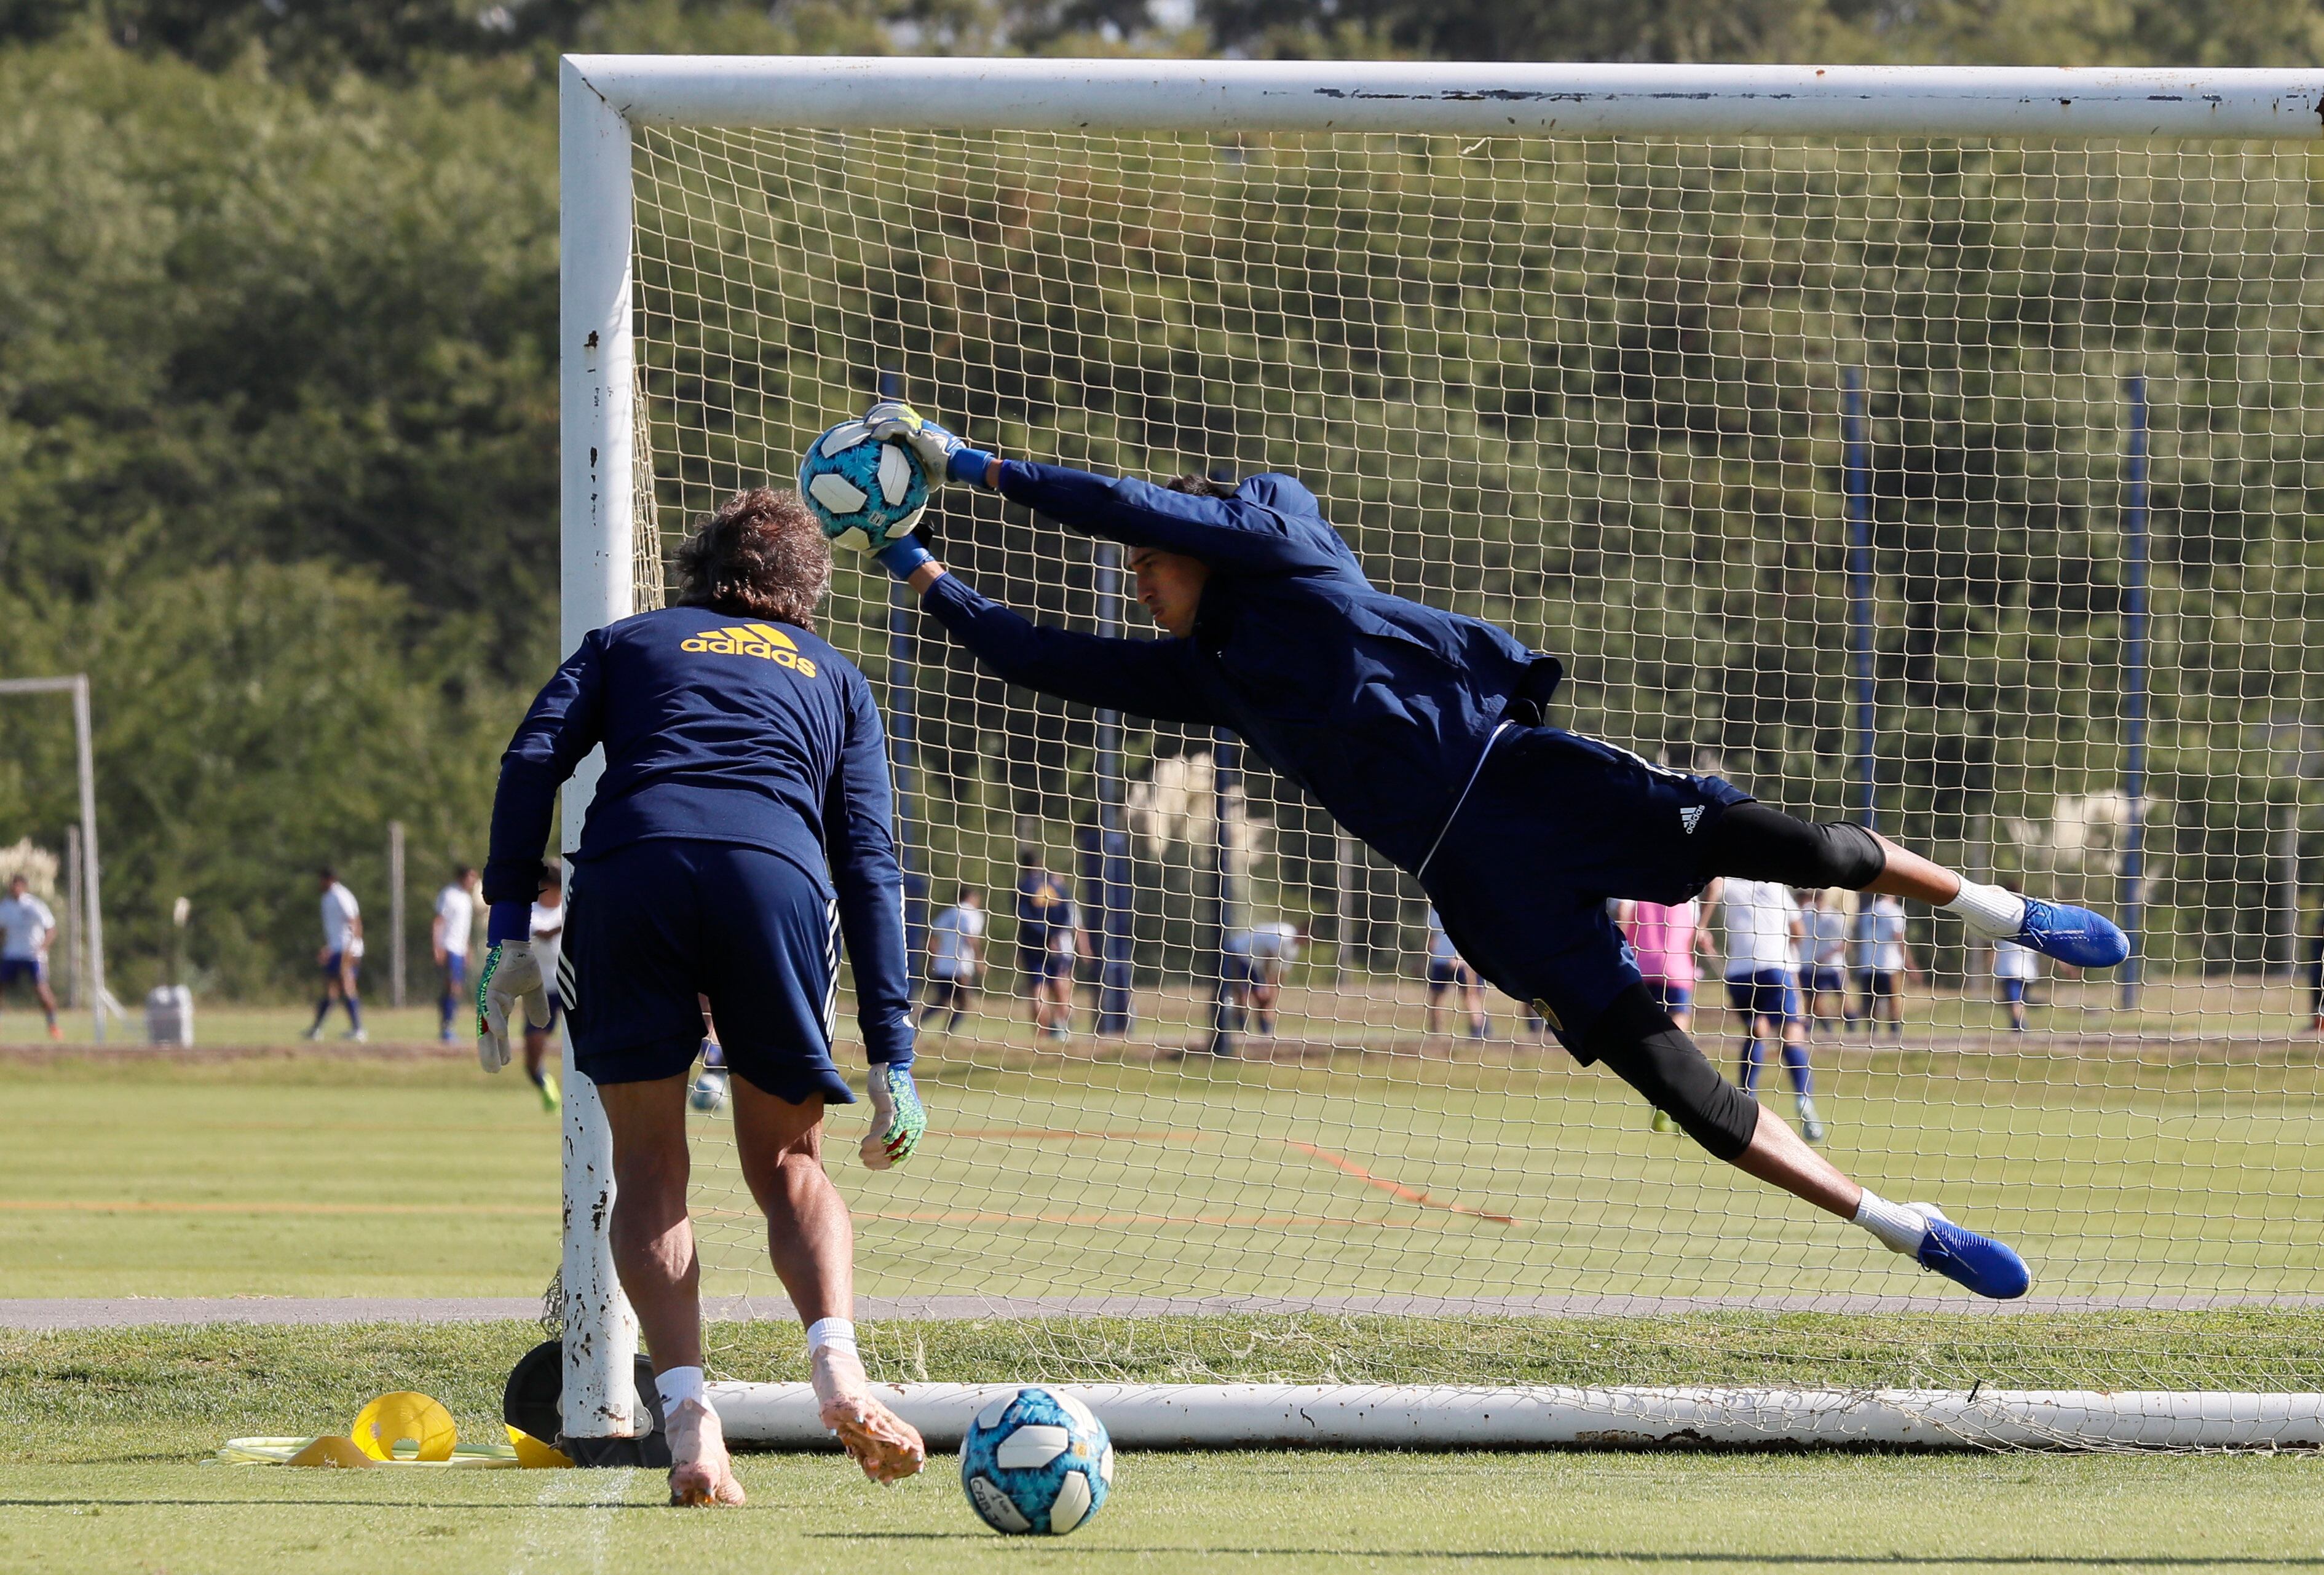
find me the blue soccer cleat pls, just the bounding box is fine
[2012,896,2130,970]
[1910,1205,2031,1300]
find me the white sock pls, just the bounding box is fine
[806,1317,858,1359]
[655,1364,706,1414]
[1943,880,2026,939]
[1854,1190,1928,1255]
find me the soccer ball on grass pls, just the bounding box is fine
[959,1385,1113,1535]
[798,419,929,550]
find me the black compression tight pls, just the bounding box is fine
[1582,983,1760,1161]
[1699,801,1886,890]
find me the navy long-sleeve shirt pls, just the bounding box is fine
[484,604,913,1065]
[923,462,1563,875]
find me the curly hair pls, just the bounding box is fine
[672,488,832,629]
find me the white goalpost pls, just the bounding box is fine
[560,55,2324,1451]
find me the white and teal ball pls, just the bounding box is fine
[958,1386,1112,1536]
[687,1067,729,1114]
[798,419,929,549]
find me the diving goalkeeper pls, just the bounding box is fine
[478,489,927,1502]
[860,403,2133,1301]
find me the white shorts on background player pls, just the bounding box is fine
[1994,938,2041,982]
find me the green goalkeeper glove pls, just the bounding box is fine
[865,401,994,491]
[475,939,550,1073]
[859,1063,926,1170]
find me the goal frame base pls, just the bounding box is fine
[708,1381,2324,1453]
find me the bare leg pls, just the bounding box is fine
[1867,835,1962,905]
[1726,1103,1859,1218]
[730,1078,925,1484]
[598,1075,745,1507]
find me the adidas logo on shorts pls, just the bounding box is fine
[1679,805,1704,834]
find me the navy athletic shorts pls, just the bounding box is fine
[1861,969,1901,999]
[2001,978,2028,1005]
[0,957,44,987]
[1420,725,1751,1056]
[563,839,850,1105]
[1644,977,1693,1012]
[1725,969,1802,1023]
[1426,955,1465,990]
[1805,965,1847,996]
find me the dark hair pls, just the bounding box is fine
[455,864,476,878]
[317,866,337,882]
[673,488,832,629]
[1164,475,1238,499]
[958,884,979,902]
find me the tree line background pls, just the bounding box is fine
[2,0,2322,998]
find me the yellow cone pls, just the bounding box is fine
[285,1435,374,1469]
[506,1424,574,1469]
[351,1392,457,1462]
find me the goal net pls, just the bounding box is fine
[569,59,2324,1448]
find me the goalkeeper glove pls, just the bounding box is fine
[865,401,995,491]
[475,939,550,1073]
[859,1062,927,1170]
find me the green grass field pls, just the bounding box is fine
[5,1033,2322,1571]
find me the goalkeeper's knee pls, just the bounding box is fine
[1583,983,1760,1161]
[1703,801,1886,890]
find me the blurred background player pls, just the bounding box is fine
[303,866,363,1043]
[1854,891,1918,1042]
[1993,884,2042,1032]
[0,872,61,1040]
[521,862,565,1111]
[1223,919,1302,1036]
[477,488,927,1500]
[1718,878,1823,1143]
[1619,887,1718,1132]
[857,406,2138,1299]
[1423,906,1488,1039]
[1799,888,1854,1034]
[920,884,985,1035]
[1014,850,1078,1041]
[432,864,479,1044]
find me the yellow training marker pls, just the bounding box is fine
[352,1392,457,1462]
[284,1435,373,1469]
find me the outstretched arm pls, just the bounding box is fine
[824,673,914,1072]
[912,561,1226,727]
[993,461,1346,576]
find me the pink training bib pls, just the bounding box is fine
[1626,899,1699,986]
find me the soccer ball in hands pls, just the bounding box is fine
[958,1386,1113,1535]
[797,419,929,550]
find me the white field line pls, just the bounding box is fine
[508,1466,634,1575]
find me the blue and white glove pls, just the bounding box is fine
[865,401,994,492]
[859,1062,927,1170]
[475,939,549,1073]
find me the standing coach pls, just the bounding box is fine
[476,489,928,1504]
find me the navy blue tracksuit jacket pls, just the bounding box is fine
[922,462,1563,876]
[484,605,914,1065]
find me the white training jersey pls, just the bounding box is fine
[929,904,986,977]
[1425,907,1459,963]
[320,882,361,954]
[530,899,566,987]
[435,884,475,957]
[1994,938,2042,981]
[1803,904,1851,968]
[0,894,55,960]
[1048,901,1081,959]
[1856,899,1909,973]
[1720,880,1801,976]
[1245,921,1301,963]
